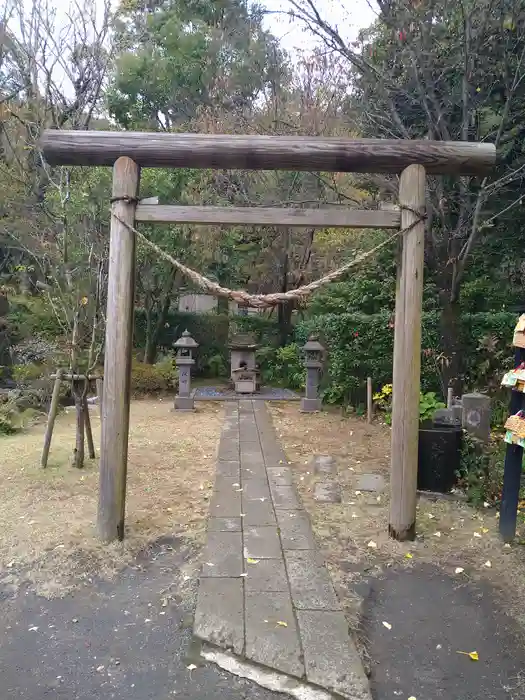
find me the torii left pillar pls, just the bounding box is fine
[98,157,140,542]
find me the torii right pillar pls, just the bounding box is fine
[389,164,426,541]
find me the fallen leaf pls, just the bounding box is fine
[427,513,435,519]
[186,664,197,671]
[382,621,392,630]
[408,697,417,700]
[276,621,288,627]
[205,562,214,567]
[28,626,38,632]
[455,567,464,574]
[457,650,479,661]
[481,527,489,534]
[433,531,442,538]
[246,558,259,564]
[367,540,378,549]
[473,532,482,538]
[355,490,362,496]
[484,560,492,568]
[96,665,105,672]
[504,543,511,549]
[405,553,413,559]
[483,502,490,508]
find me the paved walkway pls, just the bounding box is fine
[194,400,370,699]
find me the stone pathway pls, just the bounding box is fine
[194,400,370,700]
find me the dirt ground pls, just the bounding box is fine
[269,403,525,630]
[0,399,223,597]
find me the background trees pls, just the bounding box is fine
[1,0,524,404]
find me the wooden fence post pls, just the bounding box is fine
[41,368,63,468]
[389,164,426,541]
[97,157,140,542]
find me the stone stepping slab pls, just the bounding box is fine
[193,400,371,700]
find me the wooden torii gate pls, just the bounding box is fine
[41,130,495,543]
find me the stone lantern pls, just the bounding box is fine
[300,335,325,412]
[173,329,198,411]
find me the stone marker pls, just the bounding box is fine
[433,407,461,427]
[462,392,491,442]
[312,455,337,475]
[314,481,342,503]
[356,473,385,493]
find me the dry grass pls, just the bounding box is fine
[0,398,223,597]
[269,403,525,628]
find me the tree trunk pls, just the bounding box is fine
[144,271,177,364]
[278,301,294,346]
[439,295,463,396]
[73,389,85,469]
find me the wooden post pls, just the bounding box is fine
[389,164,426,541]
[97,157,140,542]
[84,395,95,459]
[499,346,525,542]
[73,386,85,469]
[447,387,454,409]
[367,377,373,424]
[96,377,104,414]
[41,368,63,468]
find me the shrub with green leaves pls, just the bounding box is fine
[131,358,177,395]
[257,343,305,390]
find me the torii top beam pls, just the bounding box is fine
[40,130,495,176]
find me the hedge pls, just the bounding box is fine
[295,311,517,405]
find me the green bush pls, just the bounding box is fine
[457,434,511,507]
[131,358,177,395]
[295,311,518,406]
[257,343,305,390]
[134,310,230,376]
[12,362,44,383]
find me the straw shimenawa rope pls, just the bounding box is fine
[112,207,425,309]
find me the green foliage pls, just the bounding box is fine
[207,353,227,378]
[458,435,509,508]
[230,315,280,347]
[256,344,305,391]
[130,358,177,395]
[7,296,64,343]
[296,311,518,406]
[419,392,446,423]
[372,383,445,425]
[109,0,285,129]
[12,363,44,383]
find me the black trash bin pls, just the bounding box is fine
[417,423,463,493]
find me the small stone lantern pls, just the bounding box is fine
[173,329,198,411]
[300,335,325,412]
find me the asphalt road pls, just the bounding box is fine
[0,537,286,700]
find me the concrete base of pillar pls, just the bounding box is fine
[173,395,195,411]
[300,397,322,413]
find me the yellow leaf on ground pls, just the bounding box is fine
[246,558,259,564]
[382,621,392,630]
[481,527,489,534]
[408,697,417,700]
[457,650,479,661]
[484,560,492,568]
[405,553,413,559]
[276,620,288,627]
